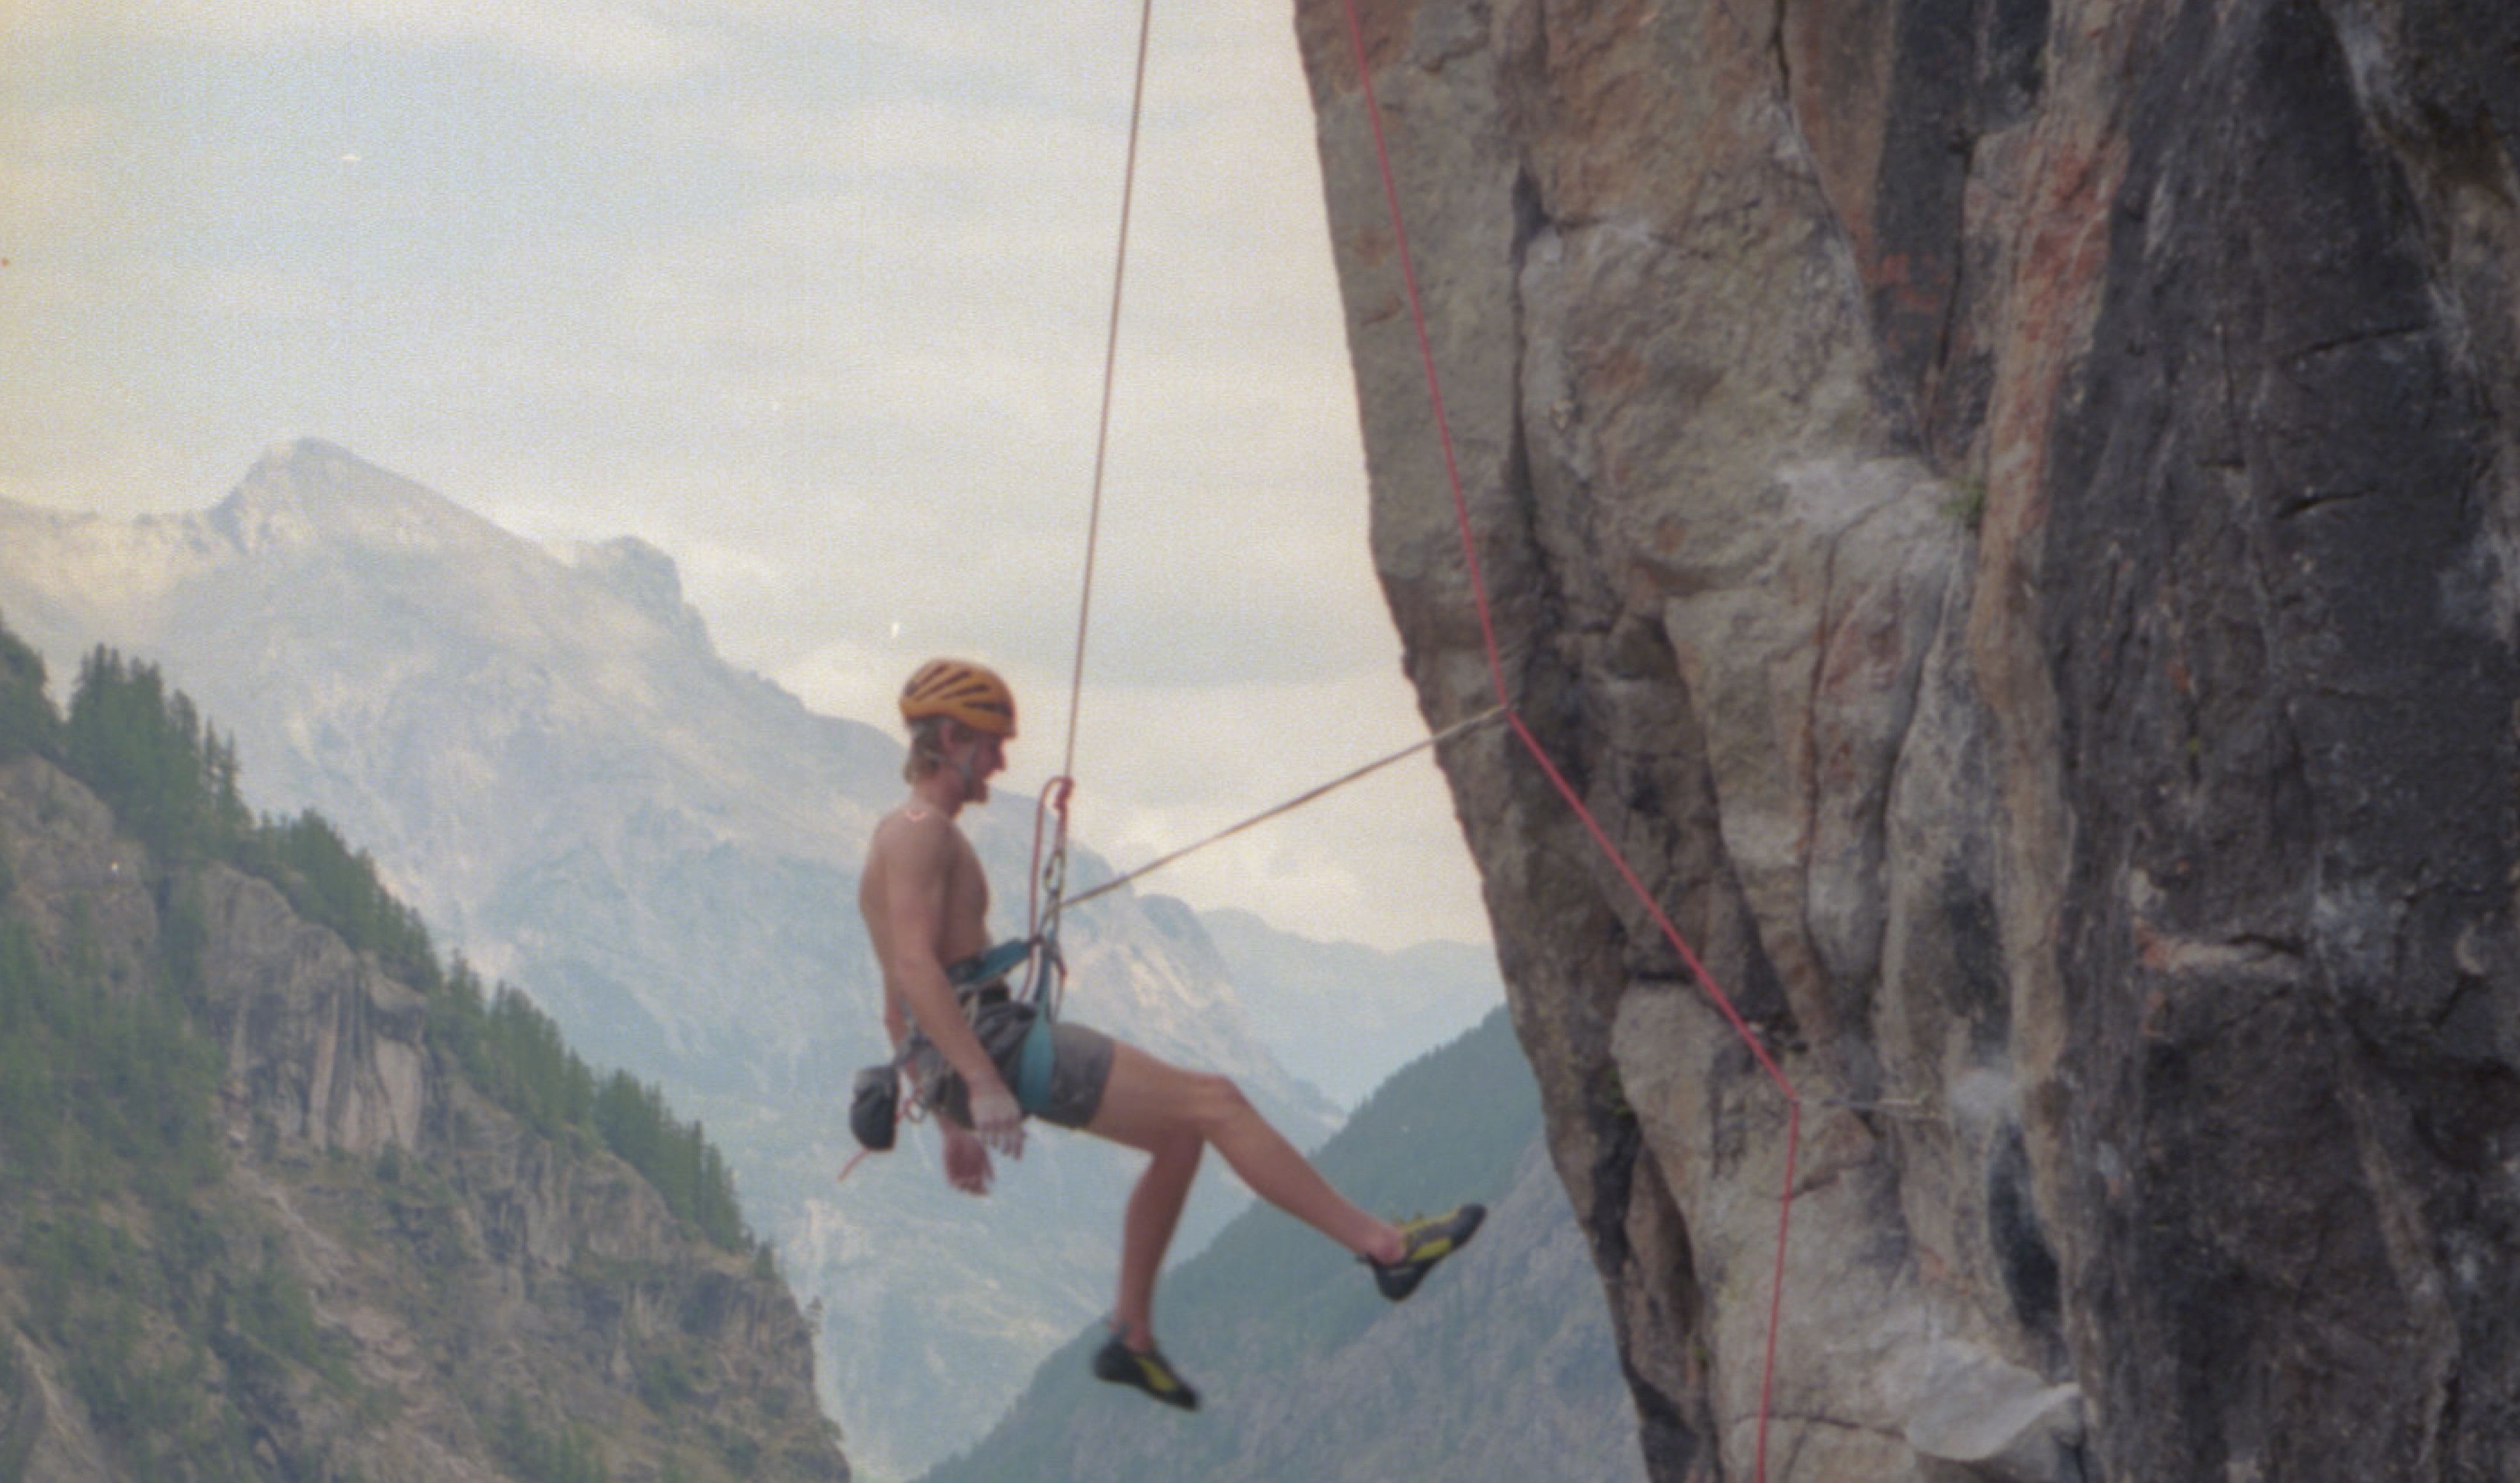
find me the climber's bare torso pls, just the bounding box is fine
[859,803,994,1042]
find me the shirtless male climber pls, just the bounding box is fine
[858,657,1484,1410]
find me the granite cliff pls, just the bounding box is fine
[1299,1,2520,1478]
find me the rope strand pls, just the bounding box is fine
[1065,705,1507,910]
[1326,4,1800,1477]
[1061,0,1159,789]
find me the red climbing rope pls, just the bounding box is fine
[1060,0,1158,793]
[1065,704,1508,911]
[1028,775,1077,945]
[1033,0,1155,987]
[1324,5,1803,1478]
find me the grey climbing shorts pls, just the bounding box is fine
[907,991,1115,1132]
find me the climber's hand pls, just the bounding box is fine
[969,1082,1025,1160]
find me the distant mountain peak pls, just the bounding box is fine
[566,535,711,645]
[257,435,361,473]
[209,438,515,558]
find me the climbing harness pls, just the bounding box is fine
[946,937,1064,1118]
[837,934,1056,1183]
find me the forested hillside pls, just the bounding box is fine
[0,615,842,1481]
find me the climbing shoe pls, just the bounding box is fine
[1367,1203,1487,1301]
[1092,1331,1201,1412]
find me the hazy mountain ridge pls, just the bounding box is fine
[1190,902,1502,1108]
[923,1008,1647,1483]
[0,440,1423,1478]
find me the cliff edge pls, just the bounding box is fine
[1299,1,2520,1478]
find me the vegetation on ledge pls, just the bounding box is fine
[1,625,756,1258]
[0,608,826,1480]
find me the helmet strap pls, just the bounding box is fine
[942,719,994,801]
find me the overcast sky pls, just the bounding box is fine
[1,0,1493,951]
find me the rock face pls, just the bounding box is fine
[1297,1,2520,1479]
[0,755,845,1481]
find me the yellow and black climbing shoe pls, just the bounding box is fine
[1367,1203,1487,1301]
[1092,1331,1201,1412]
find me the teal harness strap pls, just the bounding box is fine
[1014,928,1064,1118]
[1014,1012,1058,1116]
[948,939,1036,991]
[950,938,1062,1118]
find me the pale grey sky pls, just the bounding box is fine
[0,0,1492,951]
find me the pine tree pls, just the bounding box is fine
[0,614,57,761]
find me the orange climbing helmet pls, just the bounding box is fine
[900,658,1018,737]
